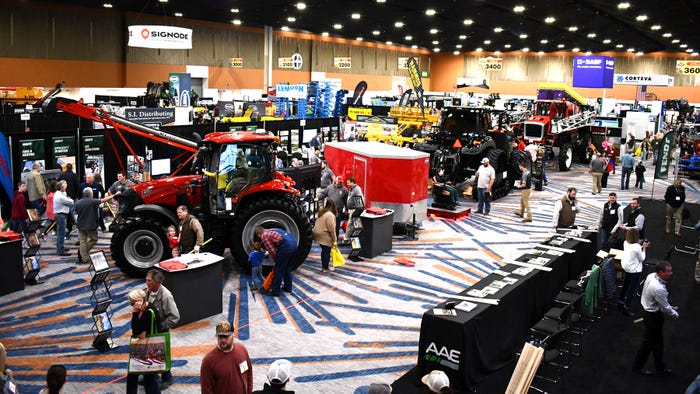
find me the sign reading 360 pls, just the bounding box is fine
[676,60,700,75]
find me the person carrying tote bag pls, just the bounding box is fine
[313,199,338,273]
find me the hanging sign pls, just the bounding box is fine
[676,60,700,75]
[276,83,308,99]
[128,25,192,49]
[52,137,75,157]
[478,57,503,71]
[334,57,352,69]
[614,74,674,86]
[398,57,416,69]
[278,53,303,70]
[229,57,243,68]
[573,56,615,88]
[83,135,104,153]
[20,139,44,161]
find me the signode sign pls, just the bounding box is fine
[572,56,615,88]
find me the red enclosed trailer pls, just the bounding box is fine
[323,142,429,222]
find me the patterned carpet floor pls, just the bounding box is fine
[1,162,697,393]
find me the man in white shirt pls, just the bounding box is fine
[632,261,678,376]
[475,157,495,215]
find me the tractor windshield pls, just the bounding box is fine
[524,123,545,140]
[440,109,491,134]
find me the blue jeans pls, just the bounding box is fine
[477,188,490,213]
[600,229,612,251]
[619,271,641,309]
[271,232,297,295]
[55,213,68,253]
[251,265,263,289]
[11,219,27,234]
[320,244,331,270]
[30,198,46,217]
[621,167,633,189]
[126,373,159,394]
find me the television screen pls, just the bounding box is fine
[151,158,171,176]
[90,251,110,272]
[92,312,112,333]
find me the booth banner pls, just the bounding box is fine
[20,139,44,161]
[398,57,415,70]
[333,57,352,69]
[614,74,674,86]
[276,83,307,99]
[228,57,243,68]
[52,137,75,157]
[676,60,700,75]
[573,56,615,88]
[347,107,372,120]
[124,108,176,128]
[478,57,503,71]
[83,136,103,153]
[654,131,675,180]
[0,131,12,203]
[128,25,192,49]
[168,73,191,106]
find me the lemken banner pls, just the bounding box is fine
[128,25,192,49]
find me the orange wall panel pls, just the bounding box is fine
[208,67,265,90]
[124,63,186,87]
[0,58,124,87]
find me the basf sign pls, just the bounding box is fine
[128,25,192,49]
[572,56,615,88]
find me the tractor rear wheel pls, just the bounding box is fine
[110,215,168,277]
[231,195,313,273]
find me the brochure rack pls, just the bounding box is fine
[89,250,116,352]
[23,209,43,285]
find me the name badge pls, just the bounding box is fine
[676,196,681,201]
[610,209,616,215]
[239,360,249,374]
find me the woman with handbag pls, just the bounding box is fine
[313,199,337,273]
[126,289,162,394]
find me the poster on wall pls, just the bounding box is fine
[83,135,105,183]
[52,137,76,171]
[168,73,191,106]
[20,139,45,171]
[127,155,145,178]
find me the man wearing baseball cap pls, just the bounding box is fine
[317,175,348,237]
[252,359,294,393]
[200,321,253,393]
[475,157,495,215]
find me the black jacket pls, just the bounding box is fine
[664,184,685,208]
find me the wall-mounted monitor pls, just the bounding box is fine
[150,158,171,176]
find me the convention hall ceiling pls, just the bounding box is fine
[38,0,700,55]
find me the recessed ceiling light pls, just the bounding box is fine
[557,44,565,48]
[405,35,413,40]
[459,35,467,40]
[174,12,182,17]
[585,51,592,55]
[504,44,512,48]
[692,52,698,56]
[411,45,418,49]
[603,39,611,44]
[287,17,296,22]
[651,25,661,30]
[296,2,306,10]
[545,16,555,24]
[617,2,630,9]
[322,32,329,37]
[433,47,440,52]
[456,44,463,49]
[627,48,635,52]
[522,47,530,52]
[232,19,241,25]
[686,48,693,53]
[513,5,525,13]
[538,51,544,55]
[680,44,688,48]
[636,51,643,56]
[568,26,578,32]
[587,33,596,38]
[484,40,491,44]
[351,13,361,20]
[230,8,239,13]
[159,0,167,3]
[672,39,680,43]
[432,40,439,45]
[572,47,580,52]
[476,47,483,52]
[463,19,473,25]
[519,34,528,39]
[426,9,436,16]
[281,26,289,31]
[386,41,393,45]
[540,39,549,44]
[636,15,647,21]
[394,21,404,28]
[372,30,380,35]
[103,3,112,8]
[453,50,460,55]
[430,28,438,34]
[357,37,363,41]
[663,33,672,38]
[376,0,386,3]
[495,50,501,55]
[333,23,342,29]
[616,44,624,48]
[494,27,503,33]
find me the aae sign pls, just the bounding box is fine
[572,56,614,88]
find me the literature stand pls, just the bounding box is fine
[23,209,43,285]
[89,250,116,352]
[347,196,364,262]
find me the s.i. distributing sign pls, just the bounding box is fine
[128,25,192,49]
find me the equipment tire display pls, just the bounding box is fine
[110,215,168,277]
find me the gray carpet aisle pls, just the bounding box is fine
[0,160,696,394]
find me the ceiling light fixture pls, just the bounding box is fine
[287,17,296,22]
[568,26,578,32]
[333,23,342,29]
[426,9,436,16]
[475,47,483,52]
[394,21,404,28]
[376,0,386,3]
[430,28,438,34]
[672,39,680,43]
[372,30,380,36]
[504,44,512,48]
[322,32,329,37]
[617,2,630,9]
[432,40,439,45]
[281,26,289,31]
[494,27,503,33]
[540,39,548,44]
[686,49,694,53]
[463,19,473,25]
[459,35,467,40]
[626,48,635,52]
[635,15,647,22]
[296,2,306,10]
[411,45,418,49]
[557,44,565,48]
[585,51,592,55]
[103,3,112,8]
[519,34,528,39]
[692,52,698,56]
[680,44,688,48]
[572,47,580,52]
[522,47,530,52]
[433,47,440,52]
[636,51,643,56]
[538,51,544,55]
[663,33,672,38]
[513,5,525,13]
[356,37,363,41]
[232,19,241,25]
[587,33,596,38]
[453,51,460,55]
[405,35,413,40]
[616,44,624,48]
[230,8,239,13]
[495,50,501,55]
[351,13,361,20]
[174,12,183,17]
[386,41,393,45]
[544,16,555,24]
[456,44,462,49]
[484,40,491,44]
[602,39,611,44]
[650,25,661,30]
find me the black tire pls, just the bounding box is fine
[487,148,507,175]
[558,143,573,171]
[509,150,532,188]
[231,194,313,273]
[110,215,169,277]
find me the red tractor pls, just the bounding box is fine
[43,95,313,277]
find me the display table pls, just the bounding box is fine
[417,231,595,391]
[359,209,394,258]
[0,240,24,296]
[155,252,223,327]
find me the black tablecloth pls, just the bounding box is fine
[417,231,595,391]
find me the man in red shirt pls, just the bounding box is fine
[11,181,29,233]
[200,321,253,394]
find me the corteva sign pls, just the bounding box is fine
[614,74,674,86]
[128,25,192,49]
